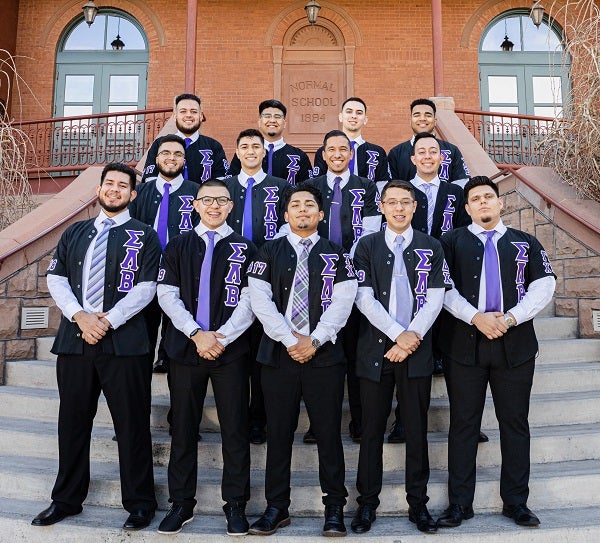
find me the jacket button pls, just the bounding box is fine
[382,291,387,296]
[473,275,478,279]
[386,261,390,264]
[287,268,292,272]
[375,362,379,366]
[378,339,383,343]
[76,333,81,337]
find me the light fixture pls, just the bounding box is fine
[82,0,98,27]
[305,0,321,25]
[530,1,545,28]
[111,17,125,50]
[501,35,514,51]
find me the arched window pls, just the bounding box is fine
[54,11,149,119]
[479,11,570,118]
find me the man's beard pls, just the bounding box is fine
[176,118,200,136]
[158,162,185,180]
[98,194,129,214]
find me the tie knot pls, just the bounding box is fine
[485,230,496,240]
[268,143,274,151]
[422,183,432,193]
[395,234,405,249]
[333,176,342,185]
[350,141,356,149]
[247,177,255,187]
[184,137,192,148]
[300,238,312,249]
[163,182,171,193]
[205,230,215,241]
[102,218,115,228]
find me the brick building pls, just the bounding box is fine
[1,0,575,156]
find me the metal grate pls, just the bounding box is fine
[593,310,600,333]
[21,307,49,330]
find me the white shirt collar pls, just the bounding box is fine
[326,170,351,187]
[95,209,131,228]
[411,174,441,190]
[238,169,267,187]
[265,137,285,152]
[195,221,233,240]
[385,225,413,249]
[288,230,320,250]
[469,219,507,237]
[349,135,365,147]
[175,131,199,144]
[156,174,184,194]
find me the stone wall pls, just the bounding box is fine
[501,188,600,338]
[0,249,60,384]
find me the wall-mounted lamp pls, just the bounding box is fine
[530,1,545,28]
[82,0,99,27]
[305,0,321,25]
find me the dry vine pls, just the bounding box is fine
[0,49,36,230]
[540,0,600,202]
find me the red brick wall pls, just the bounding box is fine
[0,0,19,114]
[10,1,576,157]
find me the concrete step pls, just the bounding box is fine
[533,317,578,339]
[537,338,600,364]
[2,384,600,433]
[1,498,598,543]
[0,415,597,471]
[1,453,599,515]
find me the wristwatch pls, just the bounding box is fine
[504,313,516,328]
[189,327,201,338]
[311,337,321,350]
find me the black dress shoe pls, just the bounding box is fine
[224,502,249,535]
[502,503,540,527]
[436,503,474,528]
[123,509,155,531]
[157,504,194,534]
[250,425,267,445]
[153,359,169,373]
[303,427,317,444]
[349,421,362,443]
[478,431,489,443]
[248,505,290,535]
[432,357,444,375]
[350,504,376,534]
[32,503,82,526]
[408,504,437,533]
[322,504,346,537]
[387,420,406,444]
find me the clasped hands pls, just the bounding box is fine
[74,311,111,345]
[288,330,316,364]
[471,311,508,339]
[191,331,226,360]
[385,330,422,363]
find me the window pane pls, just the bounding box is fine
[481,16,522,51]
[534,106,563,118]
[522,17,563,51]
[62,105,93,117]
[64,75,95,102]
[109,76,139,102]
[106,16,146,50]
[63,17,106,50]
[488,76,518,103]
[533,76,562,104]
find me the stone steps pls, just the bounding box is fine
[0,453,598,514]
[0,415,597,471]
[2,498,599,543]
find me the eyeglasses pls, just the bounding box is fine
[260,113,285,120]
[381,199,415,209]
[158,150,185,160]
[195,196,231,206]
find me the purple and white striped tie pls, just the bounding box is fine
[291,238,312,331]
[85,218,115,310]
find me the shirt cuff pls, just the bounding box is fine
[183,319,201,338]
[386,322,405,342]
[104,308,124,330]
[465,306,479,325]
[65,302,84,322]
[282,333,298,348]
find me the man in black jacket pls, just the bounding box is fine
[33,163,161,531]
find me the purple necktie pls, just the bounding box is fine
[393,235,413,328]
[196,230,215,330]
[157,183,171,250]
[243,177,255,240]
[182,137,192,179]
[484,230,502,312]
[329,176,343,246]
[291,238,312,331]
[267,143,274,176]
[349,141,356,175]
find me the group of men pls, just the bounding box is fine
[32,92,556,538]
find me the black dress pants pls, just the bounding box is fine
[357,358,432,509]
[168,357,250,509]
[261,354,347,510]
[52,342,156,513]
[444,335,534,506]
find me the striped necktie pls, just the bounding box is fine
[393,235,413,328]
[86,218,115,310]
[291,238,312,331]
[421,182,435,234]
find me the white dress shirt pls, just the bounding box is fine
[443,220,556,325]
[265,137,286,152]
[355,226,445,340]
[249,231,358,348]
[47,209,157,330]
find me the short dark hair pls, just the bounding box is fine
[236,128,264,147]
[157,133,186,151]
[174,93,201,108]
[410,98,436,115]
[323,129,350,148]
[463,176,500,200]
[341,96,367,112]
[100,162,137,190]
[381,179,415,202]
[283,183,324,211]
[412,131,440,152]
[196,178,230,197]
[259,99,286,117]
